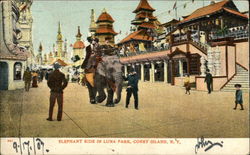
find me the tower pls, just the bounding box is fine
[64,39,68,59]
[131,0,157,30]
[56,22,63,58]
[95,8,118,45]
[38,42,43,65]
[89,9,97,36]
[73,26,85,67]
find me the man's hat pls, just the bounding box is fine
[53,63,61,70]
[129,67,136,73]
[105,37,111,41]
[94,38,99,43]
[87,37,93,43]
[234,84,242,88]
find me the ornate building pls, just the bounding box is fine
[95,8,118,45]
[118,0,161,54]
[45,22,69,66]
[17,0,34,69]
[0,0,30,90]
[120,0,249,92]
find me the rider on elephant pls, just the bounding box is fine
[81,37,99,104]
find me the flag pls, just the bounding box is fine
[173,1,177,9]
[184,3,187,8]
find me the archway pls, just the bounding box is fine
[0,62,9,90]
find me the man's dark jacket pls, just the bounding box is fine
[47,70,68,93]
[204,73,213,83]
[125,73,139,91]
[81,45,92,69]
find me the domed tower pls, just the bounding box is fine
[37,42,43,65]
[95,8,118,45]
[73,26,85,67]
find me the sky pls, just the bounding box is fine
[31,0,249,55]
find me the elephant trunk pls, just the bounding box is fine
[114,72,123,104]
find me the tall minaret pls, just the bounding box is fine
[64,38,67,59]
[38,42,43,65]
[56,22,63,58]
[76,26,82,40]
[89,9,97,36]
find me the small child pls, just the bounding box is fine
[233,84,244,110]
[184,74,191,95]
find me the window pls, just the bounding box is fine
[14,62,22,80]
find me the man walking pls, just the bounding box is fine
[124,68,139,110]
[47,63,68,121]
[23,67,32,91]
[204,69,213,94]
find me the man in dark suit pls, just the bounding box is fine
[47,63,68,121]
[81,37,97,104]
[124,68,139,110]
[204,69,213,94]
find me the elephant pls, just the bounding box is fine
[94,55,123,107]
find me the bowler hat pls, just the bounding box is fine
[234,84,241,88]
[87,37,93,43]
[94,38,99,43]
[130,67,136,73]
[53,63,61,69]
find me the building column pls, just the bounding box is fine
[140,63,144,82]
[179,60,183,77]
[163,60,168,83]
[150,62,155,82]
[214,46,221,76]
[124,65,128,76]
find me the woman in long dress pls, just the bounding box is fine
[32,71,38,88]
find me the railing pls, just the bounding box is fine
[190,39,209,53]
[210,28,249,40]
[173,34,188,43]
[119,45,170,57]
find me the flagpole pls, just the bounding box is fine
[175,8,177,19]
[174,0,177,19]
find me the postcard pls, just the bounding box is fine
[0,0,249,154]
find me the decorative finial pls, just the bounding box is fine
[58,21,61,33]
[102,8,107,13]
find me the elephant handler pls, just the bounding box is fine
[47,63,68,121]
[81,37,98,104]
[124,68,139,110]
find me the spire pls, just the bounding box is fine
[57,21,63,41]
[89,9,97,33]
[58,21,61,33]
[38,42,43,52]
[76,26,82,38]
[64,38,68,55]
[102,8,107,13]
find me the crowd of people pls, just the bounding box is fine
[23,67,53,91]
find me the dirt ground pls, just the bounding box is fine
[0,81,249,138]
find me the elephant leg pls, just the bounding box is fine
[95,73,106,103]
[106,87,114,107]
[86,81,97,104]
